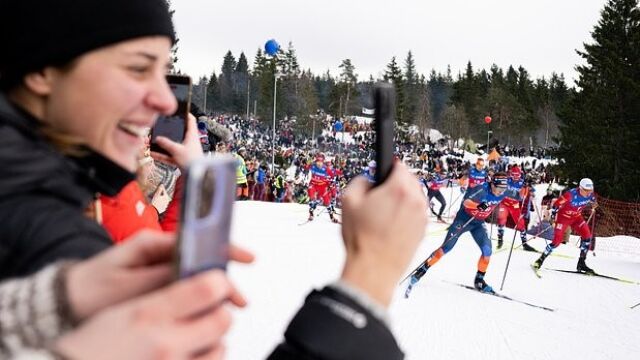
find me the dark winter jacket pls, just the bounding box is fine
[268,286,404,360]
[0,94,133,280]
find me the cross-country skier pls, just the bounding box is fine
[496,166,537,252]
[307,153,338,223]
[520,177,537,243]
[362,160,376,183]
[405,172,510,298]
[426,170,449,223]
[533,178,598,273]
[460,157,488,193]
[325,159,342,222]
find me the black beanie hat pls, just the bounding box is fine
[0,0,176,90]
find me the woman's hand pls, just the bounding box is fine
[152,113,204,169]
[66,230,254,321]
[340,162,428,307]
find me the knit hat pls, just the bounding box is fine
[0,0,175,90]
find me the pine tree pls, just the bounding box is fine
[428,70,453,129]
[403,51,419,125]
[253,48,283,122]
[452,61,483,139]
[191,76,209,113]
[218,51,237,112]
[557,0,640,200]
[384,56,406,124]
[338,59,358,116]
[291,70,320,135]
[314,71,335,112]
[234,52,250,114]
[415,75,432,141]
[443,103,469,147]
[283,42,301,76]
[206,72,220,114]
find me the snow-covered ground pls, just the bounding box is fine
[226,185,640,360]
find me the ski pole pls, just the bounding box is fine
[400,215,476,284]
[446,188,464,218]
[498,192,528,291]
[572,208,596,248]
[489,210,495,241]
[631,301,640,310]
[447,180,454,217]
[587,207,597,255]
[500,211,528,291]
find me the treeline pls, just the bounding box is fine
[184,0,639,202]
[190,44,571,147]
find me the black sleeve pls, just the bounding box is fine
[267,287,404,360]
[0,197,112,279]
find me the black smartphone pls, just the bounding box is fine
[373,83,396,187]
[176,155,237,278]
[150,75,192,155]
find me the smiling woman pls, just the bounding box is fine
[0,0,177,279]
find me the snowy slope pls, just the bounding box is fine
[226,187,640,360]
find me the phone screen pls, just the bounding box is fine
[150,76,191,155]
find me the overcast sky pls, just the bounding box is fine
[171,0,607,85]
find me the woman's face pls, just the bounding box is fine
[44,36,176,171]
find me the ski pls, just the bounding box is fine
[452,283,555,312]
[545,268,639,285]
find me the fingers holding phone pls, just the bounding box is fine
[150,75,203,169]
[153,113,204,169]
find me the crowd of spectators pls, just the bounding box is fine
[190,111,559,205]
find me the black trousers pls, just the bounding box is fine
[427,189,446,217]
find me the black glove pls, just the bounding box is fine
[477,202,489,211]
[550,208,558,222]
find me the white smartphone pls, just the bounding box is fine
[176,155,237,278]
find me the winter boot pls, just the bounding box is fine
[474,271,494,293]
[308,209,314,221]
[577,257,595,275]
[521,233,537,252]
[404,264,429,298]
[533,253,548,270]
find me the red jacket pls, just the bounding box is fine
[100,178,181,244]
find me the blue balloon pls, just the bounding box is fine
[264,39,280,56]
[334,121,343,132]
